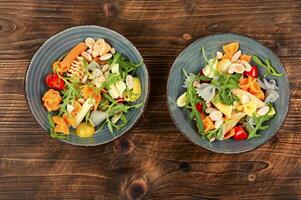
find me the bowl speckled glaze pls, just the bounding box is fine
[167,33,289,154]
[25,25,149,146]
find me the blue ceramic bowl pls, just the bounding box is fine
[25,25,149,146]
[167,33,289,154]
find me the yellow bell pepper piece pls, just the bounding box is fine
[124,77,142,102]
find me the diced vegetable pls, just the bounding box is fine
[176,92,187,107]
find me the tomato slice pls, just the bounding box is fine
[195,102,203,113]
[233,126,248,140]
[45,73,65,90]
[243,66,258,78]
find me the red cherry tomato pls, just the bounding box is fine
[116,97,125,103]
[199,69,205,76]
[45,73,65,90]
[243,65,258,78]
[195,102,203,113]
[233,126,248,140]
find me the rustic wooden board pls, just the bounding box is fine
[0,0,300,199]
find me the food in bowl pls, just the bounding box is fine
[42,38,143,139]
[176,42,283,142]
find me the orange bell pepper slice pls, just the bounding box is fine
[254,89,265,100]
[240,54,251,62]
[239,77,265,100]
[224,128,235,139]
[249,80,261,94]
[223,42,239,59]
[203,116,215,133]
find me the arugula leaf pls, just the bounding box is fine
[98,98,110,111]
[47,113,55,128]
[103,93,115,103]
[109,103,143,115]
[246,112,273,139]
[184,72,205,133]
[211,74,241,105]
[108,53,143,77]
[107,122,113,133]
[104,101,143,133]
[110,52,122,66]
[85,110,91,123]
[58,75,81,115]
[50,132,69,139]
[82,58,88,68]
[205,126,223,141]
[252,56,283,77]
[265,59,283,77]
[120,113,128,125]
[104,73,122,89]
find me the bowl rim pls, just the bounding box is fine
[166,32,290,154]
[25,25,150,146]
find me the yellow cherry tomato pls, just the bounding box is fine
[75,123,95,138]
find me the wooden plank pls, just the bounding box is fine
[0,0,300,199]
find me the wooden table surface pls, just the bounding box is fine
[0,0,300,199]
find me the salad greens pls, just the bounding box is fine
[206,126,223,141]
[246,105,274,139]
[183,70,205,133]
[211,74,241,105]
[252,55,283,77]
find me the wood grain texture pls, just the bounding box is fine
[0,0,300,199]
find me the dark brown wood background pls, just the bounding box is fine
[0,0,300,199]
